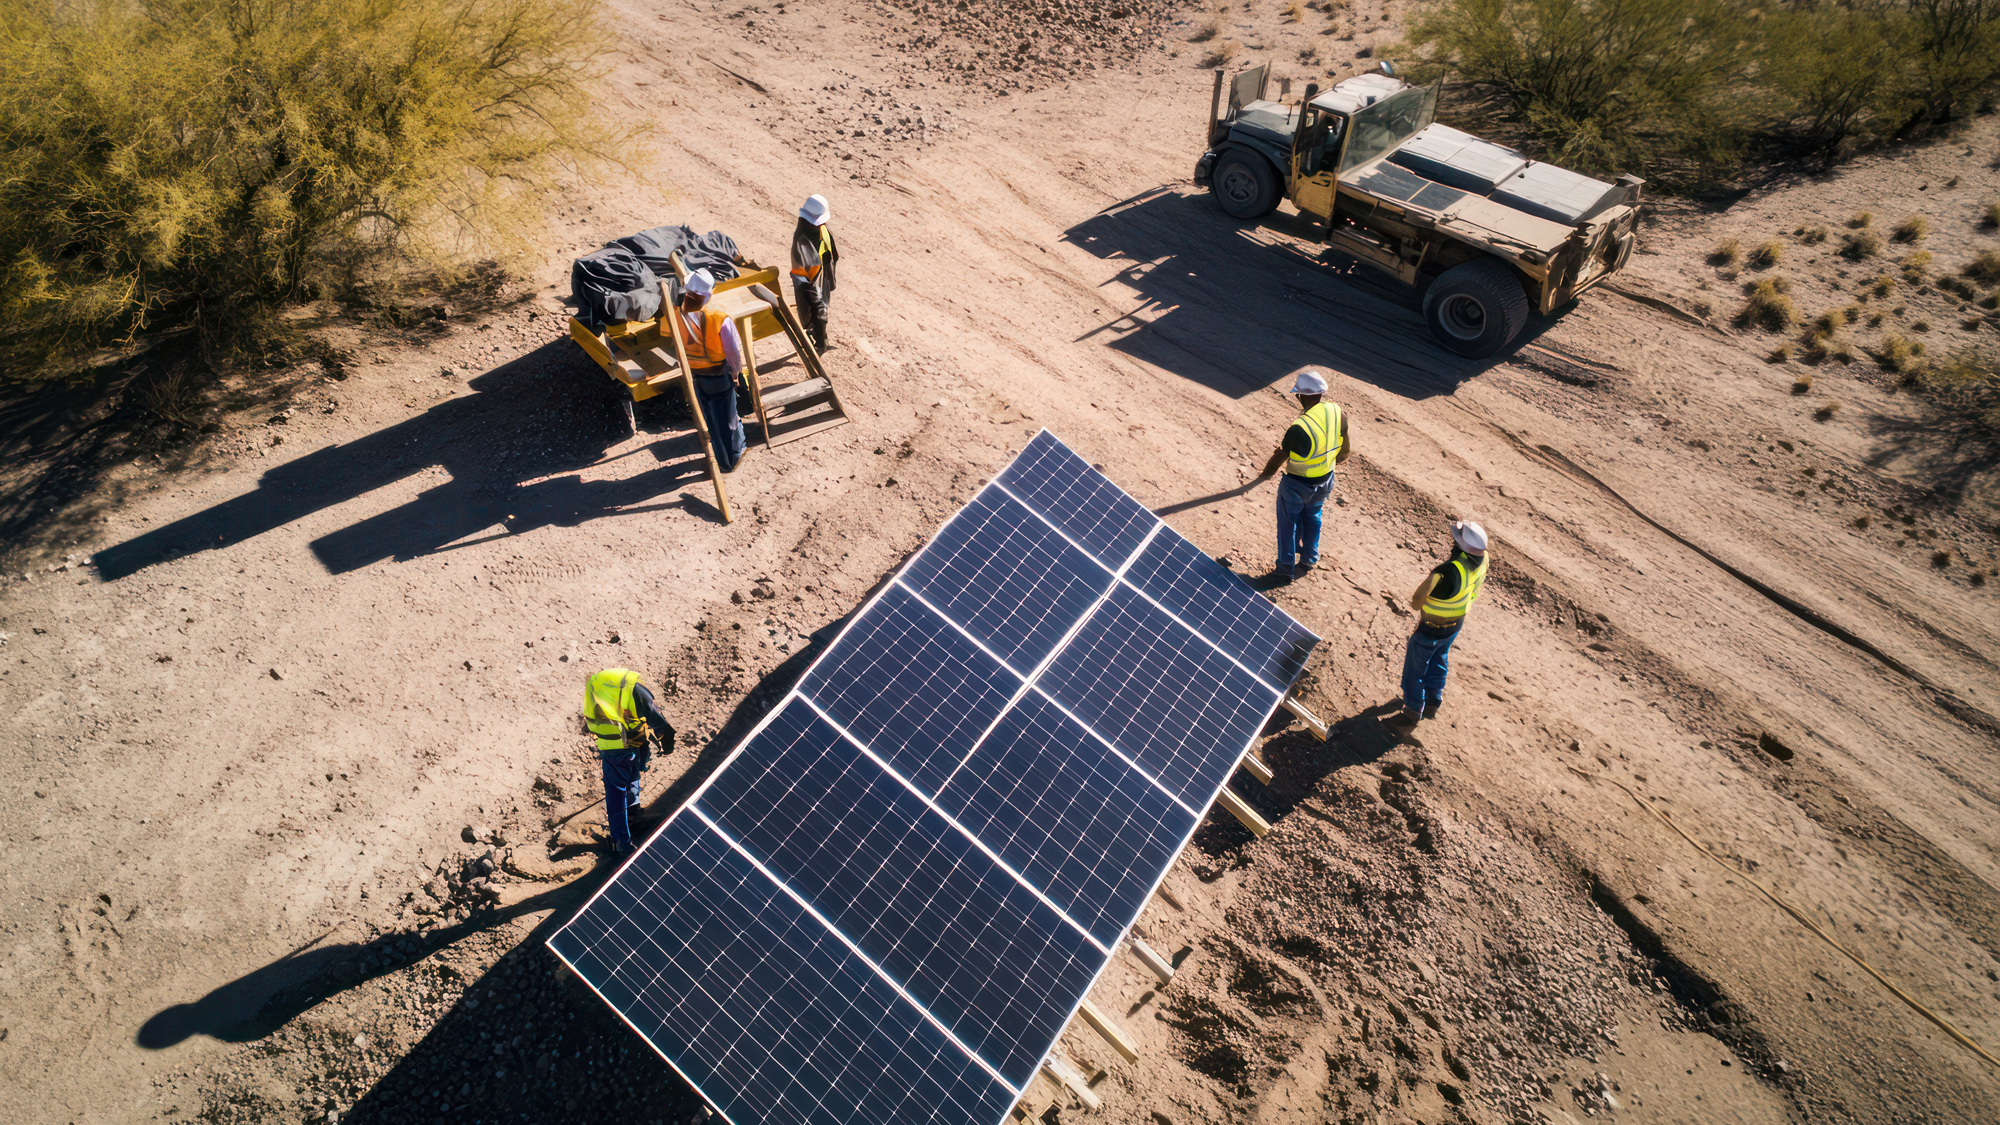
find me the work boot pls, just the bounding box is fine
[1271,561,1294,583]
[1422,701,1441,721]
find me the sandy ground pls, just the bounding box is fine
[3,1,2000,1123]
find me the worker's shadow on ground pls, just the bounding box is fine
[135,877,609,1050]
[93,342,723,580]
[1061,187,1559,401]
[1192,701,1406,856]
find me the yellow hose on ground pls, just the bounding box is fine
[1567,765,1999,1069]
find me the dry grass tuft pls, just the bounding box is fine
[1900,250,1933,281]
[1201,38,1241,65]
[1767,343,1794,363]
[1736,278,1799,331]
[1815,308,1847,334]
[1284,0,1306,22]
[1842,231,1882,259]
[1984,201,2000,228]
[1932,550,1952,568]
[1965,249,2000,286]
[1814,401,1841,421]
[1190,13,1221,41]
[1892,215,1930,243]
[1791,372,1813,393]
[1848,211,1873,229]
[1709,238,1741,266]
[1800,226,1829,244]
[1750,240,1784,268]
[1852,515,1871,530]
[1872,334,1922,372]
[1867,275,1896,298]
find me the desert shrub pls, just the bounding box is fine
[1843,231,1883,259]
[1793,372,1815,392]
[1763,4,1900,159]
[1710,238,1742,265]
[1850,211,1874,229]
[1966,249,2000,285]
[1816,308,1848,334]
[1933,550,1953,568]
[1693,297,1714,317]
[1737,279,1799,331]
[1914,319,1933,331]
[1815,401,1841,420]
[1894,214,1931,242]
[1751,240,1784,267]
[1984,201,2000,228]
[1801,226,1829,244]
[1868,275,1896,298]
[1191,13,1222,40]
[1874,333,1922,372]
[1203,38,1243,66]
[1894,0,2000,137]
[1284,0,1306,21]
[1404,0,1754,182]
[1768,343,1794,363]
[1870,311,1886,326]
[1853,515,1872,529]
[1908,347,2000,439]
[0,0,622,378]
[1901,250,1935,280]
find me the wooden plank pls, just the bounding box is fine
[761,377,831,409]
[1282,693,1330,741]
[1214,788,1271,838]
[1128,937,1175,985]
[608,338,685,403]
[1240,753,1274,785]
[660,277,734,524]
[1077,999,1139,1064]
[1041,1055,1102,1111]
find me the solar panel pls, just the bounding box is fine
[552,430,1320,1125]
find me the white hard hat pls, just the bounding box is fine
[1290,369,1328,395]
[1452,520,1489,554]
[685,269,715,297]
[799,194,830,225]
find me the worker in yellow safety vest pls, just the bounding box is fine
[676,269,748,472]
[1392,520,1490,726]
[1257,368,1349,581]
[581,667,678,855]
[790,194,839,353]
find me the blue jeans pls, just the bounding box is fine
[1276,472,1334,566]
[1401,627,1460,714]
[695,378,746,472]
[601,753,644,848]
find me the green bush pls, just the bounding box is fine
[1403,0,1754,182]
[0,0,625,378]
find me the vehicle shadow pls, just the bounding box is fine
[1061,186,1558,400]
[1863,403,2000,508]
[92,340,723,580]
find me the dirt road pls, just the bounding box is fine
[2,1,1997,1123]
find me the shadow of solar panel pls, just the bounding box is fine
[1038,584,1276,805]
[550,817,1015,1125]
[1125,525,1318,691]
[900,488,1114,673]
[996,430,1155,570]
[935,691,1196,946]
[698,699,1100,1088]
[800,585,1021,798]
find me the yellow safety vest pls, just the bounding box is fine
[582,668,648,754]
[1422,556,1488,622]
[1286,402,1343,478]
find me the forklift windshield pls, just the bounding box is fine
[1338,84,1438,175]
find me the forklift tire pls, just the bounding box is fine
[1212,152,1279,219]
[1423,259,1529,358]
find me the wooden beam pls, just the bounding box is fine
[1214,789,1271,838]
[1282,693,1330,741]
[660,277,734,524]
[1041,1055,1102,1111]
[1078,999,1139,1064]
[1128,937,1175,985]
[1239,753,1273,785]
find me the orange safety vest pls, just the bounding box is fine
[679,307,728,369]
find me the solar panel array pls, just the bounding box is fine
[550,430,1319,1125]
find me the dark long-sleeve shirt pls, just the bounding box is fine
[629,683,677,756]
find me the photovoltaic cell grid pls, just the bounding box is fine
[551,430,1320,1125]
